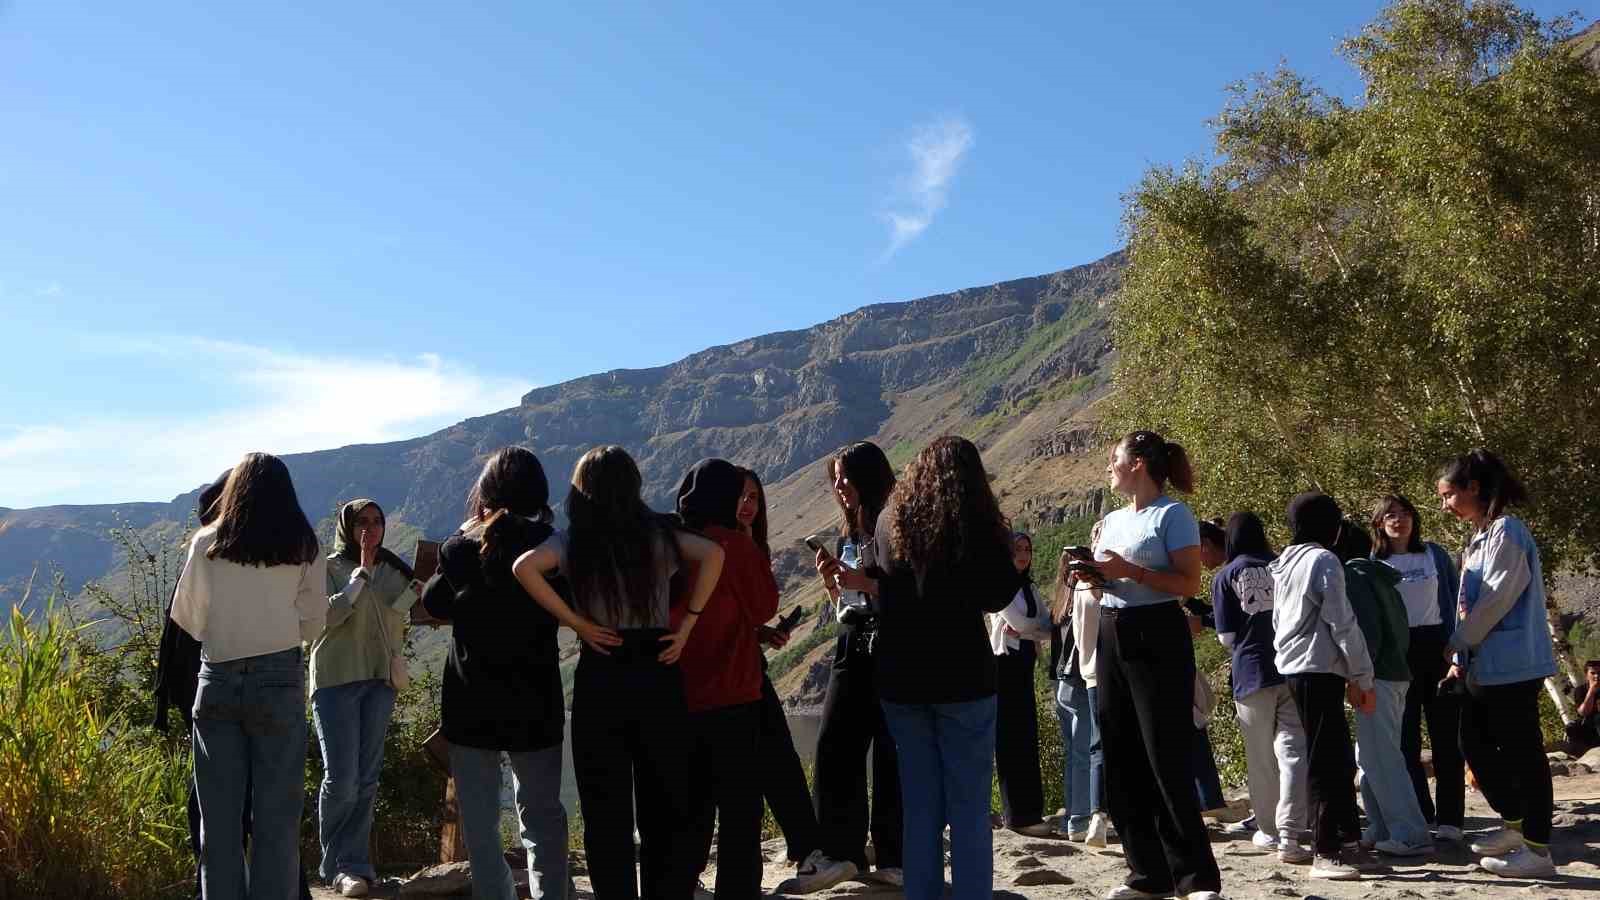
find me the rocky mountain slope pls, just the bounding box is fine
[0,251,1126,617]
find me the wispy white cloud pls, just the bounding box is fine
[0,337,529,508]
[881,116,974,257]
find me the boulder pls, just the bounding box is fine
[400,862,472,897]
[1011,868,1074,886]
[1579,746,1600,771]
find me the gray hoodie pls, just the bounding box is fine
[1268,543,1375,691]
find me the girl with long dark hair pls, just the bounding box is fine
[827,435,1019,897]
[1078,430,1222,900]
[673,458,779,896]
[1211,512,1309,863]
[1368,494,1464,843]
[513,445,724,899]
[418,447,571,899]
[737,467,859,892]
[809,441,903,884]
[1437,449,1558,877]
[990,531,1051,836]
[310,498,418,896]
[169,452,326,900]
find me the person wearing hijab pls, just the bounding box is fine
[675,458,781,897]
[990,531,1052,836]
[310,499,419,897]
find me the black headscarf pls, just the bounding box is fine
[1287,492,1343,548]
[675,458,744,532]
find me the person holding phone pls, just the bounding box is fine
[809,441,903,885]
[737,467,858,892]
[1051,538,1109,845]
[1269,493,1377,880]
[1084,431,1222,900]
[310,498,420,896]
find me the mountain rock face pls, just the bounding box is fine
[0,250,1124,602]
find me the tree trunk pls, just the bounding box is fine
[439,776,469,864]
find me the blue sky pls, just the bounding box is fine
[0,1,1584,507]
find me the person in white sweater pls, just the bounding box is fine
[1051,520,1109,847]
[170,452,326,900]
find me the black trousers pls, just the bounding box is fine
[688,701,765,897]
[1096,602,1221,896]
[1460,678,1554,844]
[812,628,902,870]
[994,643,1045,827]
[180,709,313,900]
[1401,625,1465,828]
[1566,718,1600,755]
[1287,673,1360,857]
[571,633,695,900]
[758,673,821,863]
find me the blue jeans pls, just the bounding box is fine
[451,743,569,900]
[1054,677,1099,833]
[1358,679,1430,846]
[881,696,997,900]
[192,648,307,900]
[311,679,395,882]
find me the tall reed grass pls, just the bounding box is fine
[0,591,191,900]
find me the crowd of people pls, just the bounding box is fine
[150,428,1564,900]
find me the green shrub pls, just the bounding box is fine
[0,597,191,900]
[766,613,838,682]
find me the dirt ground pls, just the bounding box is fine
[316,769,1600,899]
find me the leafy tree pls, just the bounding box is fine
[1111,0,1600,578]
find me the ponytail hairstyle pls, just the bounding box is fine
[830,441,896,541]
[470,447,552,578]
[1438,449,1528,522]
[564,445,682,625]
[1198,517,1225,552]
[1369,494,1424,559]
[1120,430,1195,493]
[206,453,319,567]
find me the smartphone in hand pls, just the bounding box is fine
[777,606,804,635]
[1063,545,1094,562]
[803,533,835,561]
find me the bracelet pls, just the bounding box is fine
[687,606,706,615]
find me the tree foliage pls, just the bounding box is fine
[1111,0,1600,570]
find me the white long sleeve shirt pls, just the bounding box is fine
[170,526,327,663]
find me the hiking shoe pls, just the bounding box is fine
[1103,886,1166,899]
[1086,811,1110,847]
[1310,855,1360,880]
[779,850,857,894]
[333,875,369,898]
[1376,838,1433,857]
[1278,842,1313,864]
[1481,845,1556,878]
[1012,821,1055,837]
[1434,824,1465,842]
[1223,814,1258,836]
[1250,830,1278,850]
[1470,828,1525,856]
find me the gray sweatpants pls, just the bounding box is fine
[1234,682,1308,841]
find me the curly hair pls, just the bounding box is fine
[888,435,1011,583]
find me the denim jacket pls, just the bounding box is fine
[1450,515,1556,687]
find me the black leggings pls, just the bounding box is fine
[1460,678,1553,844]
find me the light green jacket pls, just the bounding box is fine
[310,555,413,692]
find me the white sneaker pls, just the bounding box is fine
[1250,830,1277,850]
[1376,838,1433,857]
[867,866,903,887]
[1103,886,1165,899]
[1012,821,1055,837]
[779,850,857,894]
[1086,811,1110,847]
[1470,827,1525,856]
[333,875,369,898]
[1062,827,1089,842]
[1481,845,1556,878]
[1434,824,1465,842]
[1184,892,1225,900]
[1309,855,1360,880]
[1278,842,1312,864]
[1223,814,1258,835]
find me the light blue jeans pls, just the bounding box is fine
[450,743,569,900]
[311,678,396,882]
[1358,679,1430,846]
[192,647,307,900]
[881,696,997,900]
[1054,677,1100,833]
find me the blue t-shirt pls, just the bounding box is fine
[1094,495,1200,609]
[1212,553,1284,699]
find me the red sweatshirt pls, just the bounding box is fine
[671,525,779,713]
